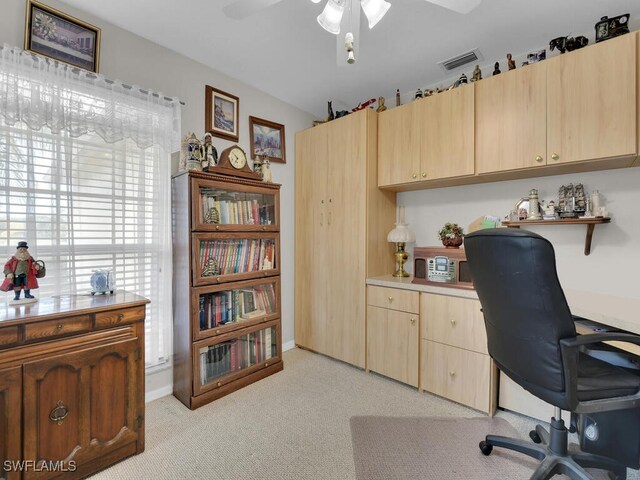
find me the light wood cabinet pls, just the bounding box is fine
[378,86,474,187]
[476,61,547,173]
[295,109,395,368]
[547,33,637,165]
[420,293,497,414]
[366,286,419,387]
[0,292,147,480]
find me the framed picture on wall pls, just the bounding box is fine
[205,85,239,142]
[24,0,101,73]
[249,116,286,164]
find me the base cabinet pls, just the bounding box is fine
[0,292,147,480]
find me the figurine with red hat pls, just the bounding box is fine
[1,241,44,304]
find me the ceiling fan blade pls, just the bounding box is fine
[425,0,482,14]
[336,1,360,66]
[223,0,284,20]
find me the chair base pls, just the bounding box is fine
[479,418,628,480]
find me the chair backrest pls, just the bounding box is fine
[464,228,576,401]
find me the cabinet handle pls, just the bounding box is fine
[320,213,323,226]
[55,323,63,331]
[422,172,427,178]
[261,226,266,231]
[215,225,220,230]
[215,329,220,334]
[216,277,221,282]
[449,371,456,377]
[412,173,417,179]
[265,362,269,367]
[450,319,456,326]
[216,382,222,387]
[49,400,69,425]
[551,153,560,161]
[410,318,416,326]
[388,296,393,302]
[117,313,124,322]
[535,155,544,163]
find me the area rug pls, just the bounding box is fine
[349,416,610,480]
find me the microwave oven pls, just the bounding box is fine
[412,246,474,289]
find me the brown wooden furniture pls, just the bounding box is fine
[0,291,148,480]
[294,109,396,368]
[172,171,282,410]
[502,217,611,255]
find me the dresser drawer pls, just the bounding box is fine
[367,285,419,314]
[25,315,92,341]
[421,293,487,354]
[421,339,494,413]
[95,306,145,328]
[0,326,19,346]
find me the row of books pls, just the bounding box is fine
[200,239,276,275]
[201,191,274,225]
[199,328,276,385]
[199,284,278,330]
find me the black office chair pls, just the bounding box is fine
[464,228,640,480]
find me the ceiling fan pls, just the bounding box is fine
[223,0,482,65]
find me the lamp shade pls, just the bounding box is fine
[360,0,391,29]
[317,0,345,34]
[387,223,416,243]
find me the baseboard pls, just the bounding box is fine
[282,340,296,352]
[145,384,173,403]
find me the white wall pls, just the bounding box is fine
[399,166,640,300]
[0,0,314,400]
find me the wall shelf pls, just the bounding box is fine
[501,217,611,256]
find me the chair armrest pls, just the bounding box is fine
[560,332,640,349]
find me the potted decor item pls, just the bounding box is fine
[438,223,464,248]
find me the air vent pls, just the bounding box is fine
[438,48,483,71]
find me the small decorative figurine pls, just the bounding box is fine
[185,133,203,171]
[458,73,468,85]
[201,132,217,170]
[595,14,630,43]
[507,53,516,70]
[376,97,387,113]
[528,189,542,220]
[328,101,335,121]
[90,269,115,295]
[335,110,349,118]
[527,49,546,63]
[253,155,264,179]
[543,200,557,219]
[493,62,501,75]
[415,88,423,100]
[396,89,401,107]
[351,98,376,111]
[1,241,44,304]
[566,36,588,52]
[549,36,568,54]
[201,258,219,277]
[261,158,273,183]
[471,65,482,82]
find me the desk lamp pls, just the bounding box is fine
[387,206,416,277]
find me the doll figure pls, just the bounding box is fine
[261,159,273,183]
[1,241,43,304]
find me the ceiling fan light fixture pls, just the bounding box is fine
[310,0,322,3]
[360,0,391,29]
[317,0,345,35]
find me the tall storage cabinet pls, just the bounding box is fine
[295,109,396,368]
[172,171,283,410]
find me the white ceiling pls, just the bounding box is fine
[60,0,640,117]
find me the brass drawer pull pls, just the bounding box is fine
[117,313,124,322]
[410,318,416,326]
[422,172,427,178]
[215,225,220,230]
[450,319,456,326]
[412,173,417,179]
[535,155,544,163]
[49,400,69,425]
[551,153,560,161]
[388,296,393,302]
[449,371,456,377]
[55,324,63,331]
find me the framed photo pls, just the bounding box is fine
[249,116,286,164]
[205,86,239,142]
[24,0,101,73]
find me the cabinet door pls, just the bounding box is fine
[367,306,418,387]
[294,126,329,354]
[325,113,367,368]
[377,103,421,186]
[476,62,547,173]
[420,84,475,180]
[547,34,637,164]
[0,367,21,480]
[23,339,141,479]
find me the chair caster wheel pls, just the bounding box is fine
[479,440,493,456]
[529,430,542,444]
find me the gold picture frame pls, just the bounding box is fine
[24,0,101,73]
[205,85,240,142]
[249,116,286,164]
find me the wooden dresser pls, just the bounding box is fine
[0,291,148,479]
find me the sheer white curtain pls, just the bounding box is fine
[0,44,180,368]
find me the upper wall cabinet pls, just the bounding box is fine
[378,85,474,187]
[547,33,637,165]
[476,61,547,173]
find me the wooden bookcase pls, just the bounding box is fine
[172,171,283,410]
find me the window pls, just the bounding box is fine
[0,45,180,368]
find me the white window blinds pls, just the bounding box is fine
[0,45,180,368]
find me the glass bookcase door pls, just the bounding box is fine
[193,277,280,340]
[192,233,279,286]
[194,320,280,395]
[192,178,279,231]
